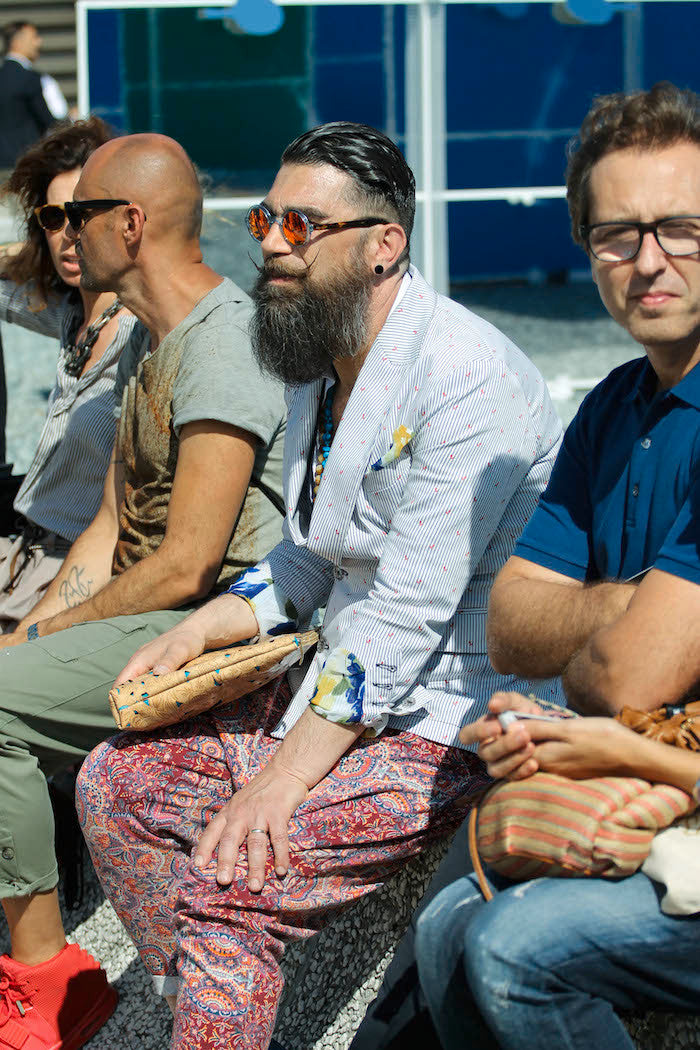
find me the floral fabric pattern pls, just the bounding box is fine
[77,680,488,1050]
[309,649,366,723]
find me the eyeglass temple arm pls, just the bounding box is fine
[312,217,388,232]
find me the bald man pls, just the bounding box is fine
[0,134,286,1050]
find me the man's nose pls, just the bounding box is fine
[261,219,293,256]
[634,230,668,274]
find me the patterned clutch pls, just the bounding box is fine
[109,630,318,731]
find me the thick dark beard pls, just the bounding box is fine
[250,257,372,386]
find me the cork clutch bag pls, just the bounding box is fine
[109,630,318,731]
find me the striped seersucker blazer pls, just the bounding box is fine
[228,267,565,749]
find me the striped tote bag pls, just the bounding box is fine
[469,773,696,894]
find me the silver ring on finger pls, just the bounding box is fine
[249,828,268,835]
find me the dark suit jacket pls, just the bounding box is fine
[0,58,55,168]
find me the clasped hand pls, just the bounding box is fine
[461,691,639,782]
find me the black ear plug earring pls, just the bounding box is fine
[374,264,384,275]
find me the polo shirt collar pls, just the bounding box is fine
[623,355,700,410]
[623,357,657,405]
[668,358,700,410]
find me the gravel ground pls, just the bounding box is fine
[0,219,643,1048]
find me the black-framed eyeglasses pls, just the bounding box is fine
[246,203,389,247]
[34,203,70,232]
[63,199,145,233]
[580,216,700,262]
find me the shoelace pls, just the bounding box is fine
[0,973,31,1024]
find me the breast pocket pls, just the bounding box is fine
[361,458,409,521]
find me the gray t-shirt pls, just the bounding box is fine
[113,276,286,590]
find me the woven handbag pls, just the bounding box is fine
[468,702,699,901]
[109,630,318,731]
[617,699,700,749]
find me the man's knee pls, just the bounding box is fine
[462,879,556,997]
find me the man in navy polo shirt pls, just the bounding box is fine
[411,82,700,1050]
[486,80,700,717]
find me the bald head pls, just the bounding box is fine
[81,133,203,241]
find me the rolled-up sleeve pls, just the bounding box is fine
[307,358,553,731]
[226,522,334,637]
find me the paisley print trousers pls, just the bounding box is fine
[77,680,488,1050]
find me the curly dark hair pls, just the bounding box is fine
[3,117,115,301]
[566,82,700,248]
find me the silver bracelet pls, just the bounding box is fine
[26,622,39,641]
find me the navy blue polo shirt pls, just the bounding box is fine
[514,355,700,585]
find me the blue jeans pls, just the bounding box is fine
[415,870,700,1050]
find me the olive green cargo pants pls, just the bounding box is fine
[0,609,192,898]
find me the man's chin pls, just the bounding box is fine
[79,269,107,293]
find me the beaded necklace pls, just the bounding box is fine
[64,296,123,378]
[312,384,335,500]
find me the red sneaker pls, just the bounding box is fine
[0,943,118,1050]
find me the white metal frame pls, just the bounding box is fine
[75,0,675,290]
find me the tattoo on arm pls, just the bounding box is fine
[58,566,93,609]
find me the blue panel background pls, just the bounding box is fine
[85,1,700,281]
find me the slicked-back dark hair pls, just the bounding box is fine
[282,121,416,253]
[3,117,115,302]
[567,81,700,247]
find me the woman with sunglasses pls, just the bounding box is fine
[0,116,138,631]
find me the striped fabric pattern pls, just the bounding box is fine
[477,772,697,880]
[0,280,141,541]
[228,267,565,748]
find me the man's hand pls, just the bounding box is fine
[460,691,548,780]
[115,622,207,683]
[114,593,258,685]
[193,764,309,892]
[190,707,364,893]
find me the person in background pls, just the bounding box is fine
[416,81,700,1050]
[0,117,137,632]
[0,22,58,172]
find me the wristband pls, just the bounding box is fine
[26,622,39,641]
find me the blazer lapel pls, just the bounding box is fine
[309,269,437,564]
[284,378,324,545]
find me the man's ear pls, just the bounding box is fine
[371,222,408,274]
[123,204,146,250]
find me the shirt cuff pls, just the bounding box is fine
[226,565,299,638]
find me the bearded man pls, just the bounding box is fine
[77,122,563,1050]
